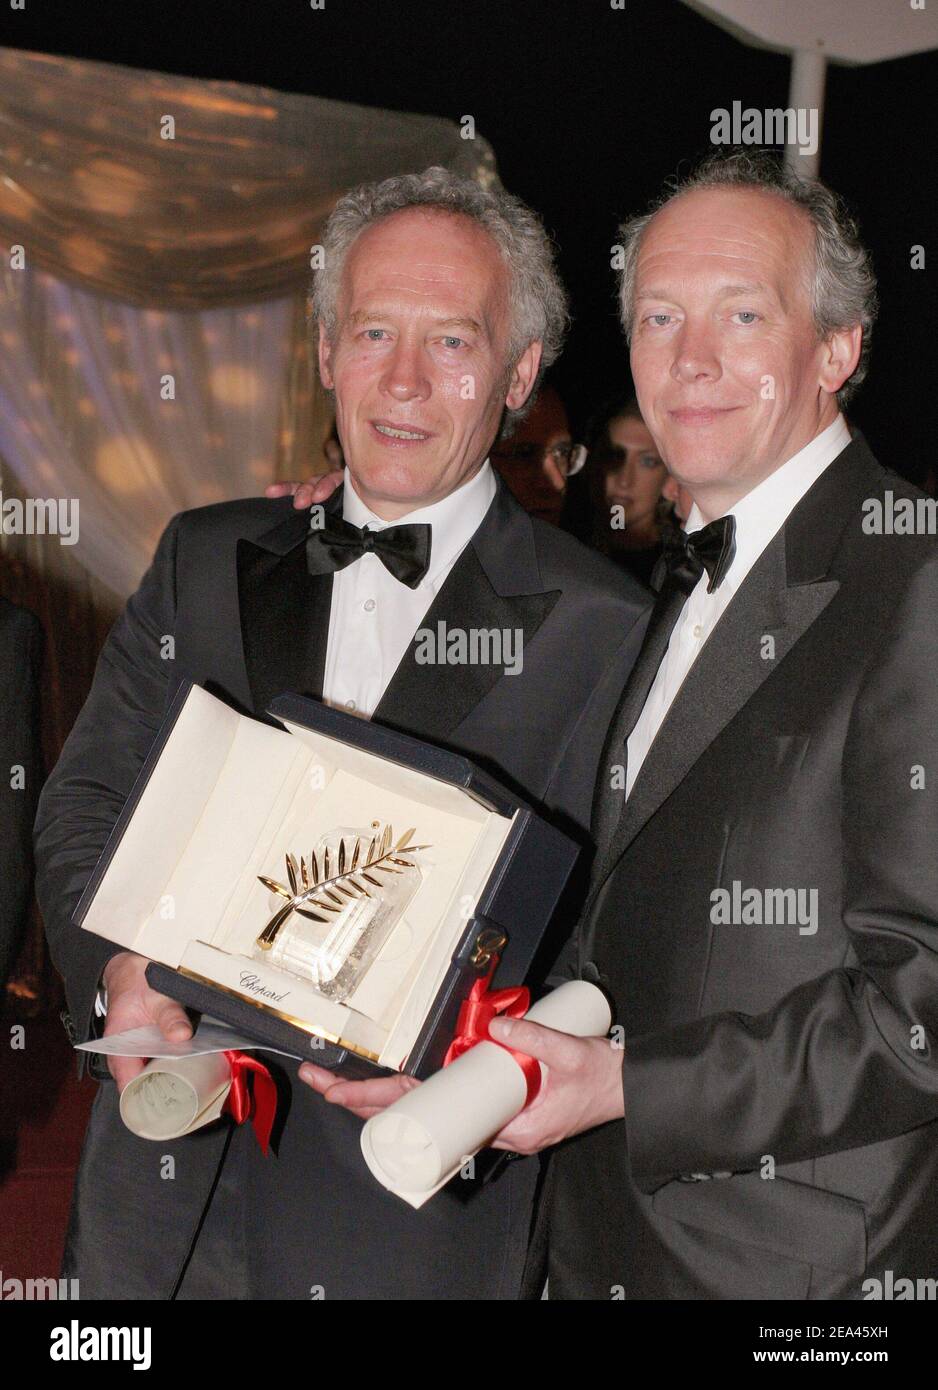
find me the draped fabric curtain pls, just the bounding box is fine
[0,48,495,308]
[0,46,495,1000]
[0,270,315,596]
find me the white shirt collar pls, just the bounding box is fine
[684,415,852,597]
[341,460,497,582]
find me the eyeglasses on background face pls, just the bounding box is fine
[491,440,587,477]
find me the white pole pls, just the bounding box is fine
[786,48,827,177]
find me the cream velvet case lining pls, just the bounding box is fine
[74,682,579,1077]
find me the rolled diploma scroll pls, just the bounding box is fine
[119,1052,233,1141]
[360,980,611,1209]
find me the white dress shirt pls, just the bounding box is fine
[321,461,497,718]
[625,415,852,797]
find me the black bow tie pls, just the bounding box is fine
[305,515,432,589]
[662,515,736,595]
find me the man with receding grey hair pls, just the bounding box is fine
[35,166,649,1299]
[485,150,938,1300]
[320,149,938,1301]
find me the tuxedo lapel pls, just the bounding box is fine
[374,544,558,741]
[589,581,687,860]
[599,541,838,875]
[374,480,560,742]
[236,492,340,720]
[591,438,877,887]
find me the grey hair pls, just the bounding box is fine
[310,165,569,423]
[615,149,878,407]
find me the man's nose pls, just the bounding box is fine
[380,341,431,401]
[671,323,721,383]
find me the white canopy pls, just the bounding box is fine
[683,0,938,172]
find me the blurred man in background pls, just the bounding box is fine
[488,383,585,525]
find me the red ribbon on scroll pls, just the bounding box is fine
[222,1050,277,1156]
[442,964,541,1106]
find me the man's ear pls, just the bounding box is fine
[505,340,543,413]
[819,324,862,397]
[318,322,335,390]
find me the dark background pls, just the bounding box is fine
[2,0,935,482]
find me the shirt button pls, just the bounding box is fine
[363,598,376,612]
[692,623,703,640]
[345,699,356,711]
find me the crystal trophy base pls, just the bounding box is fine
[253,824,427,1002]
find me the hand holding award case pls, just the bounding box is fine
[73,681,580,1080]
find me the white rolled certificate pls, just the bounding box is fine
[360,980,612,1208]
[118,1052,233,1141]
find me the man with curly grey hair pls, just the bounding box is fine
[35,165,650,1299]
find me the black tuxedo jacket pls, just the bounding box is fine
[0,597,44,992]
[34,478,649,1300]
[543,439,938,1299]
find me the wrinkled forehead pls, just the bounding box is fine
[341,207,509,309]
[636,187,814,303]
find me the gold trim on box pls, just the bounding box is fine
[176,966,383,1064]
[470,927,508,969]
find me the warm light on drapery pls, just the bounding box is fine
[0,48,495,307]
[0,268,315,596]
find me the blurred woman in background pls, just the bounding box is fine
[582,392,673,586]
